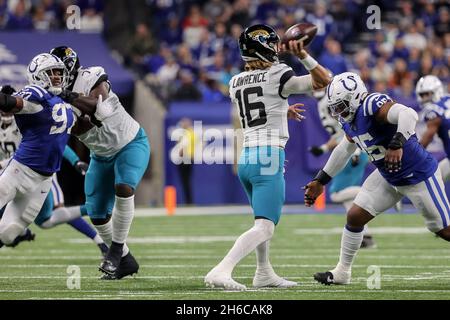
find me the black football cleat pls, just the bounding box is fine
[360,235,377,249]
[100,252,139,280]
[99,242,123,275]
[314,271,335,285]
[6,229,35,248]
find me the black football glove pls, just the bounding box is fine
[0,85,16,95]
[74,161,89,176]
[309,146,324,157]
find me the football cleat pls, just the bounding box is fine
[253,268,298,288]
[314,269,351,285]
[204,269,247,291]
[360,235,377,249]
[100,252,139,280]
[5,229,35,248]
[99,242,123,275]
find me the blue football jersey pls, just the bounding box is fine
[341,92,437,186]
[423,95,450,158]
[12,85,75,174]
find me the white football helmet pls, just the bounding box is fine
[326,72,368,122]
[415,75,444,105]
[26,53,68,93]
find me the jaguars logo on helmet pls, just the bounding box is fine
[50,46,80,88]
[239,24,280,63]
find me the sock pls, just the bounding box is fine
[41,206,82,228]
[68,217,97,239]
[336,225,364,271]
[95,220,112,246]
[256,240,271,270]
[112,195,134,245]
[214,219,274,276]
[93,234,104,245]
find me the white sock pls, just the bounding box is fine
[256,240,272,271]
[214,219,274,276]
[93,234,103,245]
[95,220,112,246]
[112,195,134,244]
[336,226,364,271]
[41,206,82,229]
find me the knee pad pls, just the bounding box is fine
[0,222,26,245]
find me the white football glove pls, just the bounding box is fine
[94,94,116,121]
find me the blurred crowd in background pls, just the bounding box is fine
[1,0,449,105]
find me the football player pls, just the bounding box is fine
[0,53,75,247]
[50,46,150,280]
[0,85,107,253]
[204,24,331,290]
[416,75,450,181]
[304,72,450,285]
[309,89,377,248]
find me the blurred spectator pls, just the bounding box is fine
[319,38,347,75]
[159,13,182,49]
[5,0,33,30]
[80,7,103,32]
[198,71,227,103]
[203,0,231,25]
[389,58,411,88]
[173,70,202,101]
[434,7,449,38]
[228,0,251,29]
[371,58,392,84]
[306,0,333,55]
[182,4,208,49]
[127,23,157,73]
[402,24,427,51]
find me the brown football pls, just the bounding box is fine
[281,22,318,47]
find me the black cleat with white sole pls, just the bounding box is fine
[100,252,139,280]
[6,229,35,248]
[313,271,335,285]
[99,241,123,275]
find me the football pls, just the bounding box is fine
[281,22,318,47]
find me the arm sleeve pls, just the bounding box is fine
[386,103,418,140]
[63,146,80,166]
[323,137,358,177]
[281,75,313,97]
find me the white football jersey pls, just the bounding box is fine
[229,63,295,148]
[71,66,140,157]
[0,120,21,161]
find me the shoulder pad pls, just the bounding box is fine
[13,85,51,104]
[362,92,393,116]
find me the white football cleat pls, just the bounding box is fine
[204,269,247,291]
[253,271,298,288]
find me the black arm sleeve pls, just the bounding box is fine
[91,74,110,92]
[0,93,18,112]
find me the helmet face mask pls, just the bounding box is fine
[0,112,14,127]
[329,98,353,122]
[239,24,280,63]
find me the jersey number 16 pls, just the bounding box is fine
[235,86,267,129]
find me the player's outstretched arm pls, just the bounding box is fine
[375,101,419,173]
[281,38,331,91]
[304,135,357,206]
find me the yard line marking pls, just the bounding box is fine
[294,227,429,235]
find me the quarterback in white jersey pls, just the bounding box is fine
[205,24,331,290]
[50,46,150,280]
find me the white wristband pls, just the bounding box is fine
[299,54,318,71]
